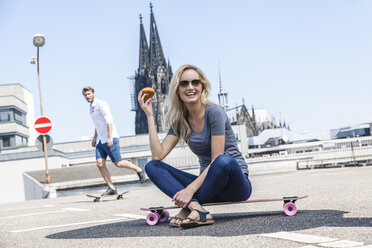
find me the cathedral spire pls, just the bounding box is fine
[218,64,229,109]
[133,4,173,135]
[138,14,149,74]
[251,105,256,122]
[149,3,166,69]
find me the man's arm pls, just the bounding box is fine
[100,101,115,147]
[107,123,113,147]
[92,129,97,147]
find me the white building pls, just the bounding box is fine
[248,128,331,149]
[0,84,37,150]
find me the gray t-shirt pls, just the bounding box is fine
[168,104,248,177]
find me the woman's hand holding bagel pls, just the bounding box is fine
[138,87,155,117]
[141,87,155,101]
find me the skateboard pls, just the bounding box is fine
[86,190,129,202]
[140,195,308,226]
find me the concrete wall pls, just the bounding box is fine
[0,156,69,203]
[232,124,248,156]
[22,87,36,146]
[247,159,298,176]
[0,95,27,110]
[0,122,29,134]
[0,126,247,204]
[23,172,44,200]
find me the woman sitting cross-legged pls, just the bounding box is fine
[137,64,252,228]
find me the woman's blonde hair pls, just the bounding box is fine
[166,64,213,145]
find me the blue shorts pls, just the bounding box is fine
[95,138,122,163]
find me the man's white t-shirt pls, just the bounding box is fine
[90,98,119,144]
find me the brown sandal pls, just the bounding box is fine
[169,208,191,227]
[169,216,184,227]
[180,209,214,228]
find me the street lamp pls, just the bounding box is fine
[33,34,45,116]
[31,33,50,184]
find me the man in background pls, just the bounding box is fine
[82,86,146,196]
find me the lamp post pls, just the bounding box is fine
[31,33,50,184]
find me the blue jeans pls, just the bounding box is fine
[96,138,122,163]
[145,154,252,204]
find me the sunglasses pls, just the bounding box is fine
[179,79,201,87]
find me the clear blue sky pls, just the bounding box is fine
[1,0,372,143]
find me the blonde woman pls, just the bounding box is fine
[138,64,252,228]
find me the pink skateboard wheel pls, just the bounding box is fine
[146,212,160,226]
[283,202,297,216]
[159,210,170,223]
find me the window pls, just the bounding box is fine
[14,109,26,125]
[161,79,166,94]
[15,135,28,147]
[0,108,26,125]
[0,110,11,122]
[2,136,11,147]
[0,135,27,149]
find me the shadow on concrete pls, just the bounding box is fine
[46,209,372,239]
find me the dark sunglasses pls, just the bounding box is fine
[179,79,201,87]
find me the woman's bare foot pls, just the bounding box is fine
[169,208,190,227]
[181,201,213,225]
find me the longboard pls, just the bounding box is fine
[86,190,129,202]
[140,195,308,226]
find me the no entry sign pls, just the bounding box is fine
[35,116,52,134]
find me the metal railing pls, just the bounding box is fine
[296,143,372,169]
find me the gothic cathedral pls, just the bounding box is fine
[133,4,172,134]
[132,4,282,137]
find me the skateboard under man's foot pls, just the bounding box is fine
[140,195,308,226]
[86,190,129,202]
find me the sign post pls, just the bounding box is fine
[35,116,52,184]
[32,33,51,184]
[35,134,53,152]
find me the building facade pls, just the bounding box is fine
[226,104,279,137]
[217,67,278,137]
[132,4,173,134]
[0,84,36,150]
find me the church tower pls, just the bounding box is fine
[218,64,229,110]
[133,3,173,134]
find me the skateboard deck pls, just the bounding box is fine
[140,195,308,226]
[86,190,129,202]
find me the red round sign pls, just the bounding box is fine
[34,116,52,134]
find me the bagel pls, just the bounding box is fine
[141,87,155,101]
